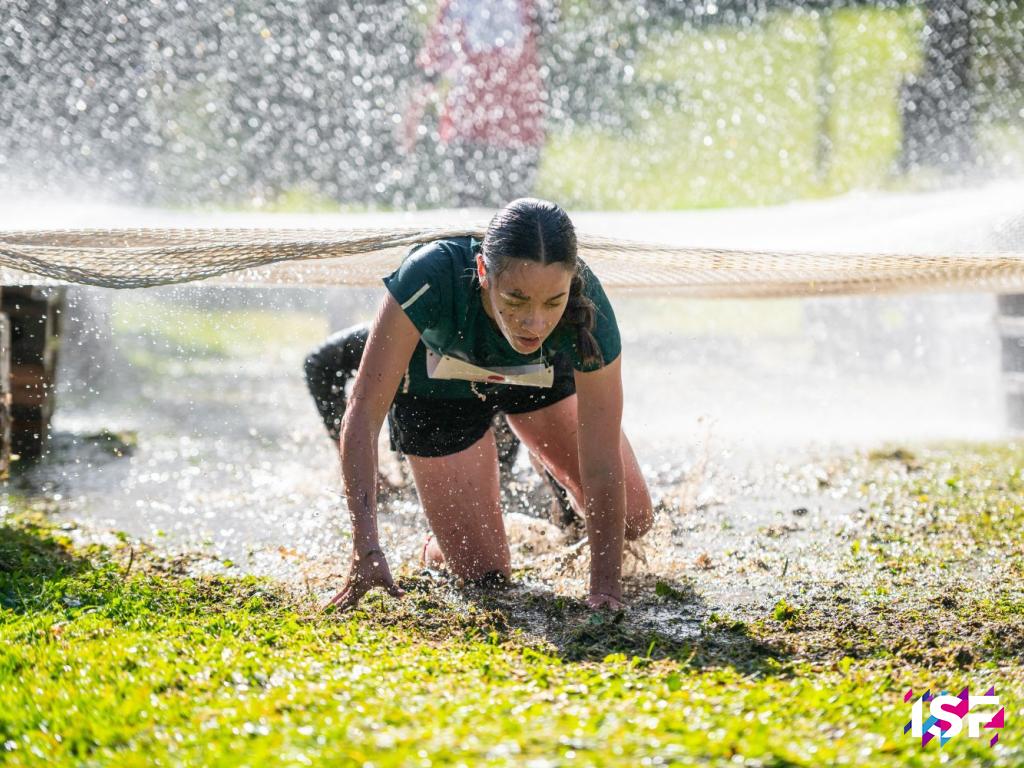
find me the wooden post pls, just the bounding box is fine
[1,287,65,460]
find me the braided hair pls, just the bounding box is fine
[481,198,603,368]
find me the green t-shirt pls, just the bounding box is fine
[381,236,621,399]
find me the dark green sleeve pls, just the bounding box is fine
[381,243,450,334]
[573,262,621,372]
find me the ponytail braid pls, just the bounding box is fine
[561,269,603,369]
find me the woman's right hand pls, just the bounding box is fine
[322,548,404,612]
[332,293,422,614]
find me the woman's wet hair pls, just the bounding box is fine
[481,198,602,367]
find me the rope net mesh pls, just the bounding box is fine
[1,222,1024,298]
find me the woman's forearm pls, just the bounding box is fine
[340,409,383,556]
[583,467,627,597]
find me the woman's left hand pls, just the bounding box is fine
[586,592,627,611]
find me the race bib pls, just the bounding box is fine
[425,348,554,388]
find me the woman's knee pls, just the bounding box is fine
[624,479,654,541]
[625,505,654,541]
[302,348,328,388]
[303,325,367,389]
[540,458,651,540]
[465,562,513,582]
[433,534,512,581]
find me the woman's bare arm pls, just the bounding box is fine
[573,355,628,605]
[341,293,421,551]
[324,292,421,610]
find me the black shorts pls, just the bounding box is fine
[387,351,576,458]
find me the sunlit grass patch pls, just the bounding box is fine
[740,442,1024,671]
[864,442,1024,551]
[538,6,924,209]
[5,443,1024,764]
[196,185,383,214]
[2,506,1023,765]
[823,6,925,192]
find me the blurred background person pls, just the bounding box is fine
[399,0,546,208]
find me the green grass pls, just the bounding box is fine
[111,298,329,360]
[752,443,1024,670]
[0,516,1011,766]
[189,186,383,215]
[5,436,1024,765]
[980,122,1024,174]
[863,442,1024,559]
[536,7,925,209]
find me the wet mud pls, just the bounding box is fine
[4,286,1022,674]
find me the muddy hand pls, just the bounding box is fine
[323,549,404,612]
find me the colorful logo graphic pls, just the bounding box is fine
[904,686,1005,747]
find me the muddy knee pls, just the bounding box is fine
[303,324,370,441]
[448,557,512,583]
[434,536,511,582]
[625,499,655,541]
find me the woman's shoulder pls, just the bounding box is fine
[383,236,479,327]
[402,236,478,271]
[383,238,476,335]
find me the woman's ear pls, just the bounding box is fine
[475,253,488,289]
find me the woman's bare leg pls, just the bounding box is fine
[405,429,511,580]
[506,395,654,540]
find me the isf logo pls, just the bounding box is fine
[905,686,1005,747]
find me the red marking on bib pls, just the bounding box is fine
[487,375,506,382]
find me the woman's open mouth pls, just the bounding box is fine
[515,334,541,349]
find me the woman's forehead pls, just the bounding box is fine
[495,259,573,295]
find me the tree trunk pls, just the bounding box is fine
[899,0,977,171]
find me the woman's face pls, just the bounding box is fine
[478,255,574,354]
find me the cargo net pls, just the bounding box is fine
[1,220,1024,298]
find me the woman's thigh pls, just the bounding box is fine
[506,395,654,540]
[405,428,511,580]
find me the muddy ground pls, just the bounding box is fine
[4,285,1022,673]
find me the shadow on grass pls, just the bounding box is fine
[0,514,786,674]
[348,571,788,674]
[0,519,92,612]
